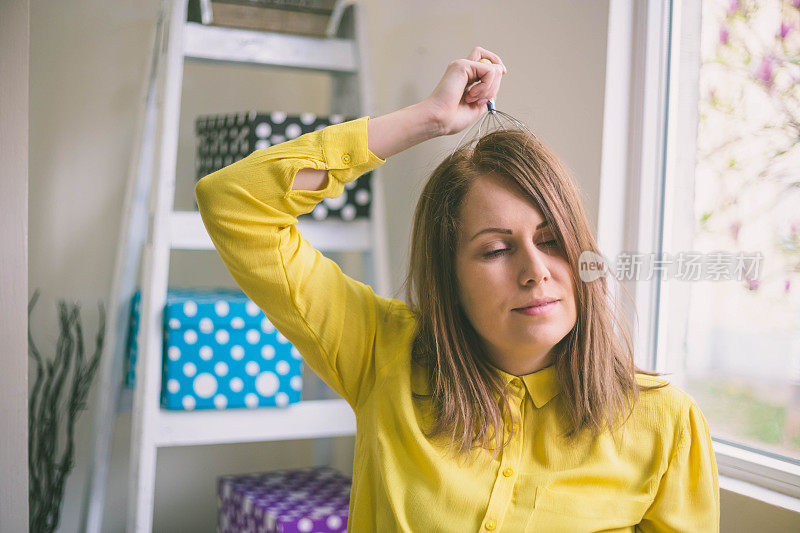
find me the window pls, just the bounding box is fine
[600,0,800,499]
[664,0,800,460]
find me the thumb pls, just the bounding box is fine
[462,59,502,102]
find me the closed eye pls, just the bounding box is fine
[483,240,559,258]
[484,249,509,258]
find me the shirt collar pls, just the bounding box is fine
[488,361,561,408]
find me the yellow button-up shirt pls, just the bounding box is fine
[195,116,720,532]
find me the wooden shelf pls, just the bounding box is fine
[183,22,357,72]
[170,211,372,251]
[148,398,356,447]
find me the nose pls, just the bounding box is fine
[518,242,551,285]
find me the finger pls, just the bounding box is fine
[472,64,499,101]
[487,67,503,101]
[483,59,507,101]
[467,77,497,103]
[479,59,505,99]
[467,47,507,74]
[467,46,506,71]
[480,54,507,75]
[467,57,502,78]
[464,77,486,102]
[460,59,505,105]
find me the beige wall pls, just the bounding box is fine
[1,0,29,531]
[365,0,608,295]
[31,0,797,531]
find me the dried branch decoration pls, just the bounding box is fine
[28,289,105,533]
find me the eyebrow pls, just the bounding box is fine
[470,221,550,241]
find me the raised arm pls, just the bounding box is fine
[292,45,509,192]
[195,46,507,411]
[290,101,443,192]
[194,116,402,412]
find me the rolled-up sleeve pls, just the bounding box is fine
[194,116,397,411]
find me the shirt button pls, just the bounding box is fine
[341,153,351,164]
[503,467,514,477]
[484,519,496,530]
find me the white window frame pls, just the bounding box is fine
[598,0,800,509]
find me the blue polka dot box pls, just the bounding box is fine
[124,287,303,411]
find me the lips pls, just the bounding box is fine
[513,298,559,310]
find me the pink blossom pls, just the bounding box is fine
[727,0,740,17]
[720,27,730,44]
[793,0,800,9]
[779,21,794,39]
[785,278,792,293]
[755,55,777,86]
[729,221,741,241]
[746,278,760,291]
[791,222,799,238]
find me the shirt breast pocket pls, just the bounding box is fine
[525,485,653,533]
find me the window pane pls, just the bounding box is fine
[663,0,800,461]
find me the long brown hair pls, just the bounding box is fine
[400,128,668,465]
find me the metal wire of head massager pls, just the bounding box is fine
[450,58,538,157]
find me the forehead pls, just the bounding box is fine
[460,174,545,230]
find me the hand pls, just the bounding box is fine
[422,46,507,136]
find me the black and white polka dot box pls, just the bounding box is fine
[125,287,305,411]
[195,111,374,221]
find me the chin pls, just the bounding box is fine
[518,331,569,350]
[519,323,567,339]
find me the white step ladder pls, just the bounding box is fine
[79,1,391,531]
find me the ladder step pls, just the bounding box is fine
[183,22,358,72]
[118,387,134,414]
[170,211,373,251]
[84,3,383,531]
[154,398,355,446]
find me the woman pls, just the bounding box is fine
[195,46,719,532]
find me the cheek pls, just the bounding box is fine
[455,260,500,320]
[554,262,578,317]
[458,262,501,296]
[455,261,479,309]
[454,257,472,309]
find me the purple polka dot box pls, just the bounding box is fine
[125,287,304,411]
[218,466,351,533]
